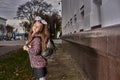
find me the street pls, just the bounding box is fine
[0,39,62,56]
[0,40,26,46]
[0,39,62,46]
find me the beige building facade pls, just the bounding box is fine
[62,0,120,34]
[62,0,120,80]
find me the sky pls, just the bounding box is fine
[0,0,61,19]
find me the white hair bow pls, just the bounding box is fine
[35,16,42,21]
[35,16,47,25]
[41,20,47,25]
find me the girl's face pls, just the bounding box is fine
[32,21,43,34]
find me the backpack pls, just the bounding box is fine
[42,38,56,58]
[26,36,56,58]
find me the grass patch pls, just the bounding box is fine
[0,49,35,80]
[0,44,84,80]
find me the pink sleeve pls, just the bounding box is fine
[28,38,41,55]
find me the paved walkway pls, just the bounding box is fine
[46,44,84,80]
[0,46,22,56]
[0,40,25,46]
[0,40,25,56]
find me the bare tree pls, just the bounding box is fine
[20,21,30,32]
[17,0,52,24]
[6,25,14,33]
[16,0,62,38]
[49,11,62,38]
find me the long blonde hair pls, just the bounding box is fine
[28,20,49,52]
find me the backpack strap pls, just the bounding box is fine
[25,36,41,46]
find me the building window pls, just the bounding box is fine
[74,14,77,23]
[81,10,84,17]
[80,5,84,17]
[64,25,66,28]
[74,31,76,33]
[80,29,84,32]
[68,21,70,26]
[70,18,72,25]
[93,0,102,5]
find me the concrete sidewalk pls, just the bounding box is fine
[0,40,25,46]
[47,44,84,80]
[0,46,22,56]
[0,40,25,56]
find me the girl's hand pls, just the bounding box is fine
[26,41,29,44]
[23,45,29,51]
